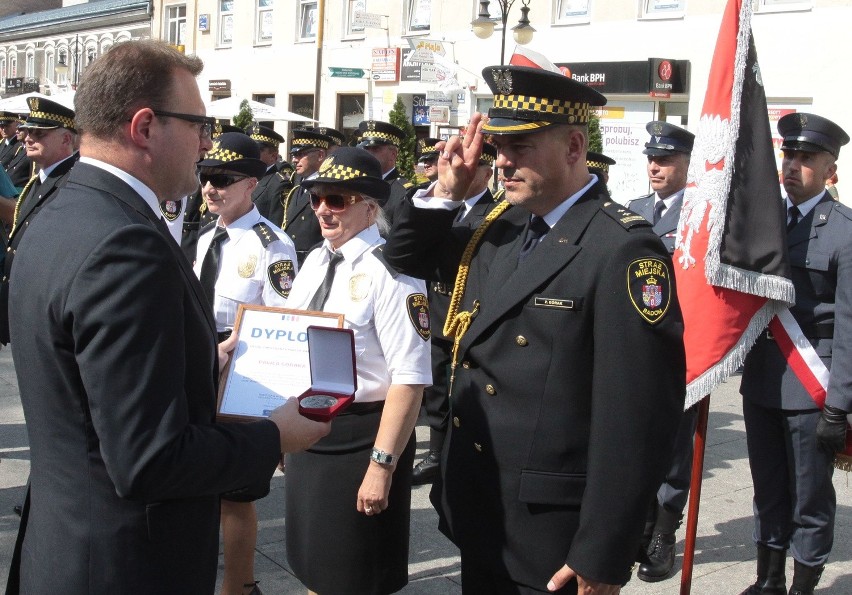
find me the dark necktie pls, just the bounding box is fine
[199,226,228,309]
[787,205,801,232]
[307,251,344,311]
[653,200,666,225]
[518,216,549,263]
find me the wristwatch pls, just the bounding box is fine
[370,447,396,466]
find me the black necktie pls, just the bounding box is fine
[518,217,549,263]
[787,205,800,232]
[653,200,666,225]
[307,251,344,311]
[199,226,228,309]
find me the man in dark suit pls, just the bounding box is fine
[0,112,23,169]
[249,124,292,225]
[739,113,851,595]
[626,121,696,583]
[412,142,499,485]
[383,65,685,593]
[357,119,414,227]
[280,128,334,264]
[0,97,79,346]
[1,116,32,190]
[5,40,329,595]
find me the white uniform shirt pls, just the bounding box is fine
[286,224,432,402]
[194,206,298,332]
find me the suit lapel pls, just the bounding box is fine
[631,194,654,222]
[69,164,217,336]
[460,190,495,227]
[461,195,597,350]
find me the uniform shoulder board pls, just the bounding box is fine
[252,222,278,247]
[402,180,415,189]
[371,246,399,279]
[600,201,651,230]
[830,200,852,223]
[199,219,218,236]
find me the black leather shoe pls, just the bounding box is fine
[411,451,440,485]
[637,532,676,582]
[13,504,22,516]
[243,581,263,595]
[788,561,823,595]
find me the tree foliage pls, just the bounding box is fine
[588,111,602,153]
[388,96,417,181]
[233,99,254,130]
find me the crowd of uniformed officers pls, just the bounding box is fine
[0,38,849,595]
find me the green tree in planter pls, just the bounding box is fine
[388,96,417,181]
[233,99,254,130]
[588,111,603,153]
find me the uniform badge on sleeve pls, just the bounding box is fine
[627,258,672,324]
[406,293,431,341]
[268,260,295,298]
[160,199,182,222]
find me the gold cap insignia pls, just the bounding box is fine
[319,155,334,173]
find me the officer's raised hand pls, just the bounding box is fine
[430,112,486,201]
[816,405,848,454]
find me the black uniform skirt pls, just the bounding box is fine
[284,401,416,595]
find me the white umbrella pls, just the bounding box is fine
[204,96,315,123]
[49,89,76,110]
[0,92,50,114]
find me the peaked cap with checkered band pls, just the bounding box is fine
[197,132,267,178]
[482,65,605,135]
[301,146,389,202]
[21,97,76,133]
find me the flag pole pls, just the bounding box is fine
[680,394,711,595]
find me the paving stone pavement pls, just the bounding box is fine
[0,344,849,593]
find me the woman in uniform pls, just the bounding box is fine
[284,147,431,594]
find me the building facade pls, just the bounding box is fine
[2,1,849,200]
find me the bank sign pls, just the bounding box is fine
[556,59,689,96]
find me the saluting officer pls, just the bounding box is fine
[1,113,33,189]
[280,128,335,264]
[248,124,291,224]
[412,142,499,486]
[627,121,694,255]
[357,119,414,227]
[383,65,685,593]
[739,113,851,595]
[628,121,696,584]
[0,97,78,345]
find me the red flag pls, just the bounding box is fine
[674,0,794,408]
[508,45,563,74]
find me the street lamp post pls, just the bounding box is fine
[471,0,536,65]
[55,35,82,90]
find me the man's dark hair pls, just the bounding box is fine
[74,40,203,139]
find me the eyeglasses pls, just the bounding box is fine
[199,172,250,189]
[309,193,362,212]
[23,128,54,140]
[152,110,215,140]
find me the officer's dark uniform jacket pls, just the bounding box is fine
[741,191,852,412]
[381,168,414,230]
[0,137,21,169]
[383,181,686,587]
[626,191,683,254]
[4,142,33,189]
[280,177,322,266]
[252,165,292,228]
[0,152,78,343]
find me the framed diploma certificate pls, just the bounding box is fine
[217,306,344,421]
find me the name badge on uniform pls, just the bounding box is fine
[533,297,581,310]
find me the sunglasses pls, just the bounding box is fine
[309,193,363,212]
[199,172,250,189]
[24,128,55,140]
[152,110,215,140]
